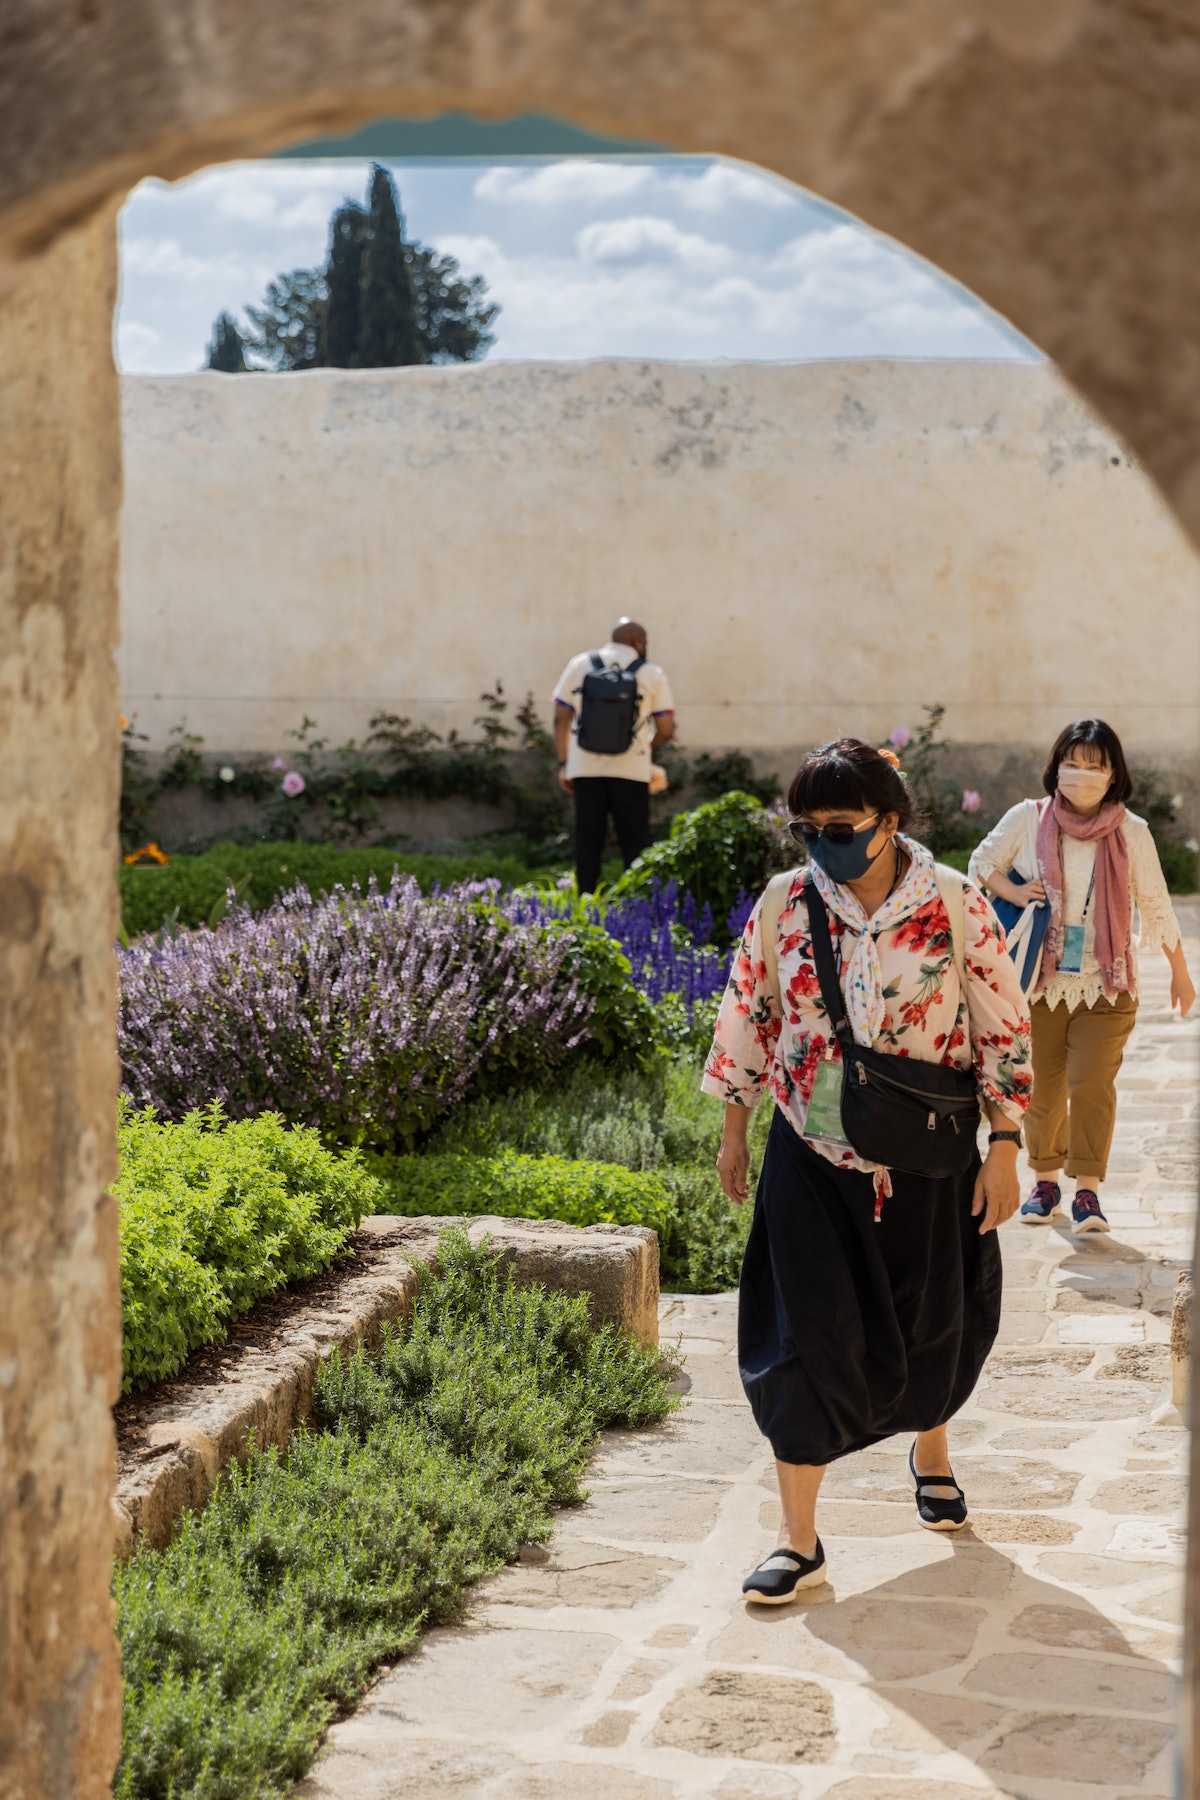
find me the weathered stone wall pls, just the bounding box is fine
[120,360,1200,823]
[0,207,123,1799]
[5,3,1200,548]
[5,3,1200,1795]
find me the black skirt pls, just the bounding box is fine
[739,1110,1002,1466]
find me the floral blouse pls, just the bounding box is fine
[702,860,1033,1182]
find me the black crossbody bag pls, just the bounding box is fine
[803,882,981,1179]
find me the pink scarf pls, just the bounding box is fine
[1035,793,1132,998]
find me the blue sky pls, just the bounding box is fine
[116,155,1036,372]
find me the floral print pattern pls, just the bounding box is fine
[701,863,1032,1178]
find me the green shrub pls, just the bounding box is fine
[612,792,794,940]
[1157,840,1197,893]
[379,1149,675,1239]
[554,920,664,1066]
[115,1234,676,1800]
[116,1103,381,1392]
[418,1055,770,1292]
[119,841,550,938]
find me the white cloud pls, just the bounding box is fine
[473,161,652,207]
[115,154,1035,372]
[666,161,793,213]
[116,320,164,372]
[576,216,733,272]
[120,236,232,282]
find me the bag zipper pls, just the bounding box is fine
[851,1056,973,1123]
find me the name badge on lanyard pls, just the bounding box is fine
[1058,865,1096,975]
[805,1048,849,1145]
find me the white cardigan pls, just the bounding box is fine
[969,800,1181,1011]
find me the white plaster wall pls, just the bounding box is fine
[119,359,1200,778]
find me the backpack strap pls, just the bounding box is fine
[760,869,800,1009]
[626,654,646,675]
[933,863,968,989]
[588,651,605,671]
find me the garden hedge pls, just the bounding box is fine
[379,1148,675,1239]
[119,840,550,938]
[115,1103,381,1391]
[115,1234,677,1800]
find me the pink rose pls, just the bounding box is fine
[889,727,911,750]
[271,755,288,771]
[281,771,306,798]
[961,789,981,814]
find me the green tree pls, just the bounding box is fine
[358,165,422,367]
[407,243,498,363]
[244,267,326,370]
[233,168,498,371]
[321,202,367,367]
[205,311,248,372]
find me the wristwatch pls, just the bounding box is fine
[988,1130,1023,1147]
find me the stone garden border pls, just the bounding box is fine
[113,1215,659,1554]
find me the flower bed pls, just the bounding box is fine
[117,877,653,1149]
[115,1103,381,1392]
[114,1233,677,1800]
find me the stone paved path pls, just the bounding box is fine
[299,909,1198,1800]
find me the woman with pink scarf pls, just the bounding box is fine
[969,718,1193,1233]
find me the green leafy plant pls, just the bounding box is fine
[378,1149,675,1238]
[611,791,794,939]
[115,1102,381,1392]
[114,1233,676,1800]
[552,921,664,1066]
[416,1054,771,1292]
[660,746,781,808]
[1130,767,1197,892]
[885,705,995,854]
[118,841,555,938]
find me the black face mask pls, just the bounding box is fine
[802,818,889,884]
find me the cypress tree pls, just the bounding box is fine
[357,165,423,367]
[320,203,367,367]
[205,311,247,372]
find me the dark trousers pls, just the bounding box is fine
[572,777,651,892]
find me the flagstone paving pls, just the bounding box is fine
[298,908,1199,1800]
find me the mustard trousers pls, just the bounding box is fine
[1025,992,1137,1183]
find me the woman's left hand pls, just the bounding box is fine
[1171,968,1195,1017]
[972,1146,1021,1235]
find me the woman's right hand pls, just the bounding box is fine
[987,872,1046,909]
[716,1113,751,1206]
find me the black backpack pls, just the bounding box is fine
[575,652,646,755]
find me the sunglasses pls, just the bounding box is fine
[789,814,880,848]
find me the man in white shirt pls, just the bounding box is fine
[552,618,676,892]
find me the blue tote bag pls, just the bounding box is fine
[986,799,1048,995]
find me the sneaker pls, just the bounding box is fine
[1020,1179,1061,1224]
[742,1538,828,1605]
[1071,1189,1110,1234]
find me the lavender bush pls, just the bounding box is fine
[118,877,599,1149]
[502,878,735,1017]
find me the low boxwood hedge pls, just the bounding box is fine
[116,1102,381,1392]
[119,841,550,938]
[379,1148,675,1240]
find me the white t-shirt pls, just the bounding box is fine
[552,642,675,783]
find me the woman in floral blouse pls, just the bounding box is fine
[703,738,1032,1604]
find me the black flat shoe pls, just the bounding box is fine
[908,1442,969,1531]
[741,1538,828,1604]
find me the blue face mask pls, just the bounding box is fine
[805,819,890,884]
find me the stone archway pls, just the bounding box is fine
[2,5,1198,1794]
